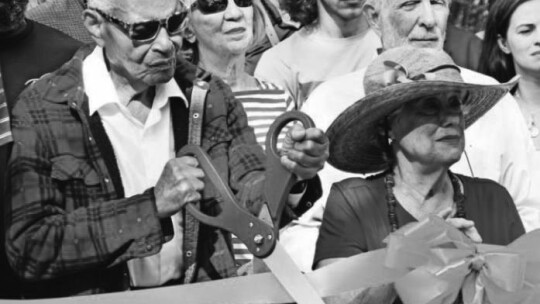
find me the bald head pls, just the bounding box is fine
[364,0,450,50]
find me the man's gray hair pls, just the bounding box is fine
[365,0,452,12]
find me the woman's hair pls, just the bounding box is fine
[251,0,269,48]
[479,0,532,82]
[280,0,318,26]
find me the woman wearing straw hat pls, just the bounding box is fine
[313,46,525,303]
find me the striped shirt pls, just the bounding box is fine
[232,79,297,265]
[234,79,295,148]
[0,71,13,147]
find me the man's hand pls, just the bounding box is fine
[280,124,329,181]
[154,156,205,218]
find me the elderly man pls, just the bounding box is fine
[254,0,381,106]
[0,0,82,298]
[4,0,328,298]
[279,0,538,272]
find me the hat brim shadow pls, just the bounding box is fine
[327,80,509,174]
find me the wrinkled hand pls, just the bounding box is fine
[280,124,329,181]
[154,156,205,218]
[438,208,483,243]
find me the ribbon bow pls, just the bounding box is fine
[382,61,460,86]
[384,216,540,304]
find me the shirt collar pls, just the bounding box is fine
[83,46,187,116]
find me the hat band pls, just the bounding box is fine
[383,61,461,87]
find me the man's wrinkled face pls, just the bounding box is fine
[379,0,449,50]
[0,0,28,30]
[99,0,183,87]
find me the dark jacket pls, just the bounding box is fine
[443,24,483,72]
[5,45,267,298]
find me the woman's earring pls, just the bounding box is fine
[387,137,394,146]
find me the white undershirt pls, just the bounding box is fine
[83,46,188,287]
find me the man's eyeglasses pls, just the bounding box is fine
[89,7,189,42]
[191,0,253,15]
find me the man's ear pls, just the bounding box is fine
[497,34,511,54]
[83,9,106,47]
[364,3,381,36]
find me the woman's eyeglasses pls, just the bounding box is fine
[191,0,253,15]
[89,7,189,42]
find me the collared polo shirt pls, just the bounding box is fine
[83,46,188,287]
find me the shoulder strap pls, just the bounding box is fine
[183,78,211,284]
[254,0,280,46]
[188,79,210,145]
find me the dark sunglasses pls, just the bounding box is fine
[89,7,189,42]
[191,0,253,15]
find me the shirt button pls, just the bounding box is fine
[88,136,94,142]
[104,178,110,183]
[137,218,142,223]
[185,250,192,257]
[192,113,200,119]
[71,102,77,108]
[146,244,153,251]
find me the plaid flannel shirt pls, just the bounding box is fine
[5,46,266,298]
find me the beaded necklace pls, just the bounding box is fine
[384,171,466,232]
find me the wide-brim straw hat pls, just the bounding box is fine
[327,46,509,174]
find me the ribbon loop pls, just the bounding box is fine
[387,216,540,304]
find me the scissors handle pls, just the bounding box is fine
[264,111,316,225]
[177,145,276,258]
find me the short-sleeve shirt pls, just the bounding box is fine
[314,173,525,267]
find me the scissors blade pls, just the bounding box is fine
[262,241,326,304]
[256,205,325,304]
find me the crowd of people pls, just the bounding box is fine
[0,0,539,303]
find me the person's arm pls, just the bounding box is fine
[499,185,526,242]
[314,183,397,304]
[5,91,201,281]
[5,111,167,281]
[313,183,365,269]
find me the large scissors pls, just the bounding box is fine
[177,111,325,304]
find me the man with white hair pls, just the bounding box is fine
[5,0,328,298]
[279,0,538,272]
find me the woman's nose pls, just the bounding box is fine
[223,0,243,20]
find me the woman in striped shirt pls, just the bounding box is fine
[186,0,298,147]
[186,0,305,267]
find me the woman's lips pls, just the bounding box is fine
[224,27,246,35]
